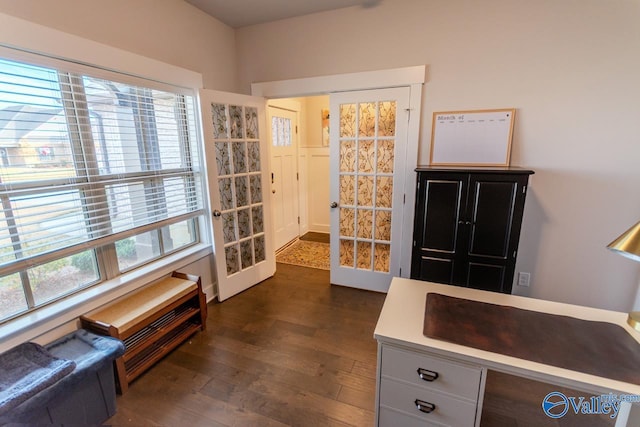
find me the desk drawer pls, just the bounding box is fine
[381,345,482,401]
[379,377,478,427]
[379,406,443,427]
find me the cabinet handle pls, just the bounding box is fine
[417,367,439,382]
[415,399,436,414]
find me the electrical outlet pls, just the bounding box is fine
[518,272,530,287]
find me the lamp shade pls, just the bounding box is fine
[607,221,640,263]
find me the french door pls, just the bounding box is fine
[200,90,275,301]
[329,87,410,292]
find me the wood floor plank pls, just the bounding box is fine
[336,384,376,411]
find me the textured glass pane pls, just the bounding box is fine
[218,177,233,211]
[225,245,239,275]
[358,140,375,173]
[340,239,354,267]
[378,140,395,173]
[283,118,291,146]
[339,175,355,206]
[235,176,248,207]
[232,141,247,173]
[340,104,356,137]
[229,105,243,138]
[247,141,261,172]
[374,243,391,272]
[378,101,396,137]
[0,273,28,321]
[277,117,285,146]
[271,117,279,147]
[339,208,355,237]
[250,175,262,204]
[340,140,356,172]
[245,107,259,139]
[215,142,231,175]
[211,103,228,139]
[237,208,251,239]
[222,212,236,244]
[356,241,372,270]
[376,176,393,208]
[375,210,392,241]
[30,251,99,305]
[357,209,373,239]
[241,240,253,269]
[359,102,376,137]
[357,176,374,207]
[252,206,264,233]
[254,236,265,263]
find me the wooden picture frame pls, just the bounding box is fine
[429,108,515,166]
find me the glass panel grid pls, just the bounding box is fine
[337,99,397,272]
[211,103,265,277]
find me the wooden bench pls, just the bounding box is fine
[81,272,207,393]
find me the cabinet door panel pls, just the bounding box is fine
[422,180,462,252]
[468,180,517,258]
[418,256,454,283]
[467,262,507,292]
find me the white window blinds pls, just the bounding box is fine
[0,55,203,320]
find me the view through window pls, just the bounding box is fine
[0,56,203,322]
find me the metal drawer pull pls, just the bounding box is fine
[415,399,436,414]
[417,367,439,382]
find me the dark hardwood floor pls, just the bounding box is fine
[103,251,605,426]
[105,263,385,426]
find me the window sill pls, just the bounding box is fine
[0,243,213,352]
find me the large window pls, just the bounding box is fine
[0,57,203,322]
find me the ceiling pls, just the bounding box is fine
[185,0,380,28]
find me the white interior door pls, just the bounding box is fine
[200,89,275,301]
[329,87,410,292]
[268,106,300,250]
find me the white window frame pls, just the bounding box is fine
[0,12,212,351]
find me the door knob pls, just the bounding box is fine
[213,210,221,218]
[330,202,338,209]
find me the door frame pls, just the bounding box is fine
[252,66,426,279]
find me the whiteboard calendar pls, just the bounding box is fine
[429,108,515,166]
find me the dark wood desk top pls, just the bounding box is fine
[424,293,640,385]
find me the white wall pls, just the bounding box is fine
[298,96,330,233]
[1,0,638,312]
[236,0,640,311]
[0,0,238,91]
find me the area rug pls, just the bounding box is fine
[276,240,330,270]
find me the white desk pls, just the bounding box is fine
[373,278,640,426]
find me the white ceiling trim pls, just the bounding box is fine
[251,66,428,98]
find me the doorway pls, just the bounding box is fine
[268,103,301,250]
[270,96,331,270]
[254,66,425,293]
